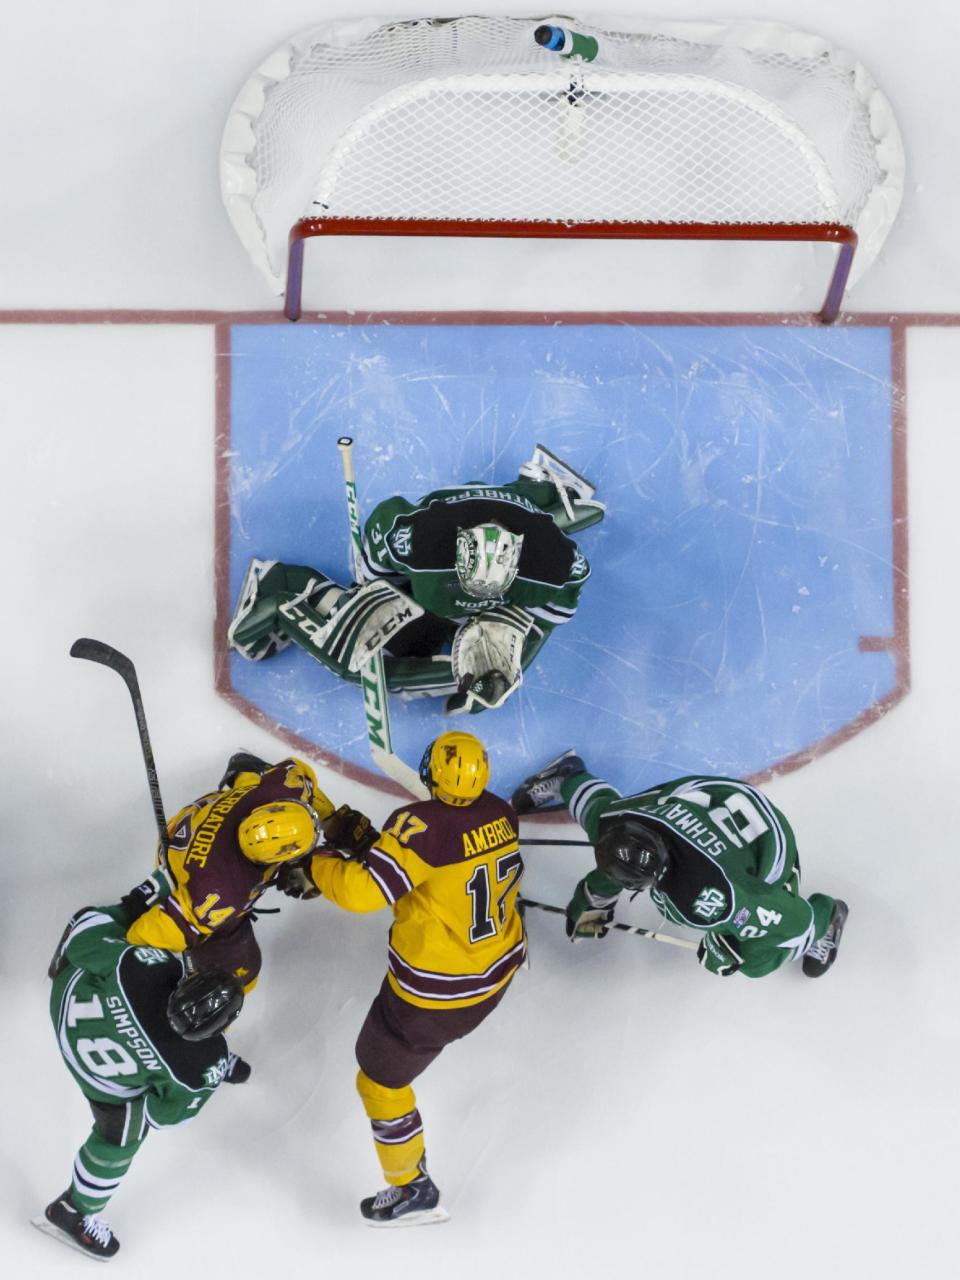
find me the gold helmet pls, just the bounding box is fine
[237,801,322,864]
[419,732,490,807]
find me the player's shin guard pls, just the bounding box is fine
[70,1101,148,1214]
[356,1070,426,1187]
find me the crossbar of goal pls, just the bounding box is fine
[284,217,857,324]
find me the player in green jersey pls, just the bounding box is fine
[228,445,604,714]
[34,906,248,1261]
[513,752,848,978]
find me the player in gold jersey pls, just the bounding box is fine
[121,755,336,991]
[280,731,524,1226]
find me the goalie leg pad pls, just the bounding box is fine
[386,655,458,699]
[315,581,425,674]
[228,560,342,661]
[275,581,423,679]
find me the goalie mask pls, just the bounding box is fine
[419,731,490,806]
[167,969,243,1041]
[455,524,523,600]
[237,801,322,865]
[595,816,672,893]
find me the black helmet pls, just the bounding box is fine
[167,969,244,1041]
[595,815,672,893]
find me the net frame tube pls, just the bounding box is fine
[284,218,857,324]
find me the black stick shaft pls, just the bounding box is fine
[517,897,698,950]
[70,638,170,868]
[518,837,593,847]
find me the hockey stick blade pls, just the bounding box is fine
[70,637,170,867]
[70,637,135,680]
[518,897,698,950]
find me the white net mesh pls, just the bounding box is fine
[221,14,903,291]
[313,74,839,224]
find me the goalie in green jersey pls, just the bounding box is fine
[513,753,849,979]
[227,445,604,714]
[34,906,248,1261]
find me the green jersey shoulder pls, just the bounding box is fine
[361,484,589,626]
[575,774,815,962]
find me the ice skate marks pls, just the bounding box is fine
[217,319,903,794]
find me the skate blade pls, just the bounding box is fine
[31,1215,112,1262]
[536,748,579,774]
[531,443,596,497]
[364,1205,451,1229]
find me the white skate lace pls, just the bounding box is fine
[528,777,561,802]
[81,1215,114,1247]
[371,1185,404,1212]
[805,934,834,963]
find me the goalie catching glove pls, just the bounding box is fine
[449,605,533,713]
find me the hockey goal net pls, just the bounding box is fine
[220,14,903,321]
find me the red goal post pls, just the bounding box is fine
[284,217,857,324]
[221,15,901,321]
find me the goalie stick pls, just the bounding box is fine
[69,638,170,870]
[518,897,698,950]
[337,437,429,800]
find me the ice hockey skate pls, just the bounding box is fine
[360,1162,450,1228]
[518,443,605,532]
[802,900,849,977]
[511,749,587,813]
[32,1191,120,1261]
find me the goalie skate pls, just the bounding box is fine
[518,444,605,530]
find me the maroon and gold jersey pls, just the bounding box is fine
[309,791,525,1010]
[127,759,325,955]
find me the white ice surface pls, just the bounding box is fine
[3,4,960,1278]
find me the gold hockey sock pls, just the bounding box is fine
[356,1070,426,1186]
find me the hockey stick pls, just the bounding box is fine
[518,896,699,950]
[69,638,170,870]
[337,437,429,800]
[519,837,593,847]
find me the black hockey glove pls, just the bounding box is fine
[696,933,743,977]
[219,750,271,790]
[322,805,379,858]
[565,877,618,941]
[276,860,320,900]
[224,1052,252,1084]
[119,873,167,928]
